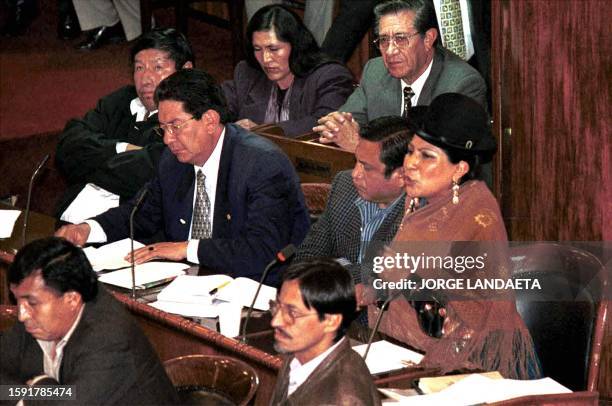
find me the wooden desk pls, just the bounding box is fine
[254,125,356,183]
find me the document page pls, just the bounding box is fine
[97,261,189,289]
[353,340,424,375]
[84,238,144,272]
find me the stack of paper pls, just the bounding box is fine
[98,262,189,289]
[380,374,572,405]
[0,209,21,238]
[83,238,144,272]
[150,274,277,318]
[352,340,424,375]
[60,183,120,224]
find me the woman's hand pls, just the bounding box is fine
[235,118,259,130]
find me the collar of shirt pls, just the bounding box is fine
[36,304,85,381]
[401,58,434,111]
[287,337,345,396]
[189,127,225,239]
[130,97,157,122]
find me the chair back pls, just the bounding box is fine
[301,182,331,222]
[510,243,608,392]
[163,354,259,406]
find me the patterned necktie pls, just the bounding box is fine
[440,0,467,59]
[191,170,211,239]
[403,86,415,118]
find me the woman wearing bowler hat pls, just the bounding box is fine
[369,93,541,379]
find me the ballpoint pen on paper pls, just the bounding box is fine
[136,276,178,290]
[208,281,231,296]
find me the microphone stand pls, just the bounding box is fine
[129,189,149,300]
[21,154,50,247]
[240,244,296,342]
[363,290,401,360]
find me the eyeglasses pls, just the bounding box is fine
[373,32,421,51]
[153,116,195,137]
[269,299,318,324]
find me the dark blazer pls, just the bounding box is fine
[94,124,310,284]
[56,85,165,215]
[0,288,178,405]
[295,171,405,284]
[221,61,354,137]
[341,47,487,127]
[269,339,381,406]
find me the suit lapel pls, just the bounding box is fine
[245,76,273,123]
[212,126,234,238]
[418,48,444,105]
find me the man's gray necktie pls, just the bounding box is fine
[403,86,415,118]
[191,170,211,239]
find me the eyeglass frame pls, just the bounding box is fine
[269,299,320,324]
[153,116,195,137]
[373,31,421,51]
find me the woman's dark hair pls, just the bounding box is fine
[9,237,98,301]
[130,27,195,69]
[245,5,335,77]
[282,259,357,342]
[155,69,231,123]
[444,148,487,183]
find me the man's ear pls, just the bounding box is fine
[203,109,221,126]
[322,314,342,335]
[389,167,405,188]
[424,28,438,50]
[63,291,83,311]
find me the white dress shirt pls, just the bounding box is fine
[400,58,434,114]
[287,337,345,396]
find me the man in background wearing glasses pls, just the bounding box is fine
[55,28,194,223]
[269,259,380,405]
[56,69,309,284]
[314,0,486,153]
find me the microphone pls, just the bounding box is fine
[129,188,149,300]
[21,154,50,247]
[240,244,296,342]
[362,290,402,360]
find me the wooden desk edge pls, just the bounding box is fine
[110,291,283,371]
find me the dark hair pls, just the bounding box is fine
[130,28,195,69]
[360,116,413,178]
[245,5,335,77]
[374,0,440,46]
[9,237,98,301]
[155,69,231,123]
[444,149,483,183]
[283,259,357,342]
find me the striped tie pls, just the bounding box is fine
[403,86,415,118]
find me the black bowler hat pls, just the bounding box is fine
[413,93,496,159]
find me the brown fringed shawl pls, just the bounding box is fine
[368,180,541,379]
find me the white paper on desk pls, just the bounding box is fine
[149,300,219,318]
[352,340,424,375]
[380,375,571,405]
[84,238,145,272]
[215,277,276,310]
[157,274,233,305]
[97,261,189,289]
[60,183,120,224]
[0,209,21,238]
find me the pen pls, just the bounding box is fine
[209,281,231,295]
[136,276,178,290]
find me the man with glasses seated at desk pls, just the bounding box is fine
[56,69,310,284]
[314,0,486,153]
[269,259,381,406]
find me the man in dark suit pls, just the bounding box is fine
[55,28,194,221]
[314,0,486,153]
[56,69,310,284]
[0,237,178,405]
[295,116,410,287]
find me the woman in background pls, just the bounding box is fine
[222,5,354,137]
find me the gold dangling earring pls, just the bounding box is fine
[452,179,459,205]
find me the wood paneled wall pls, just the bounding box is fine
[492,0,611,241]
